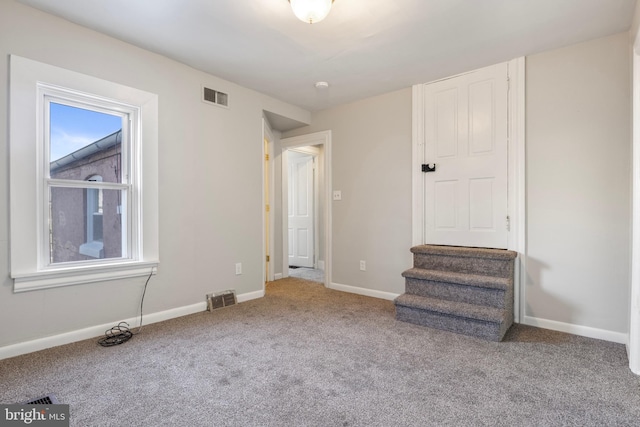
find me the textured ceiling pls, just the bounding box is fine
[17,0,638,113]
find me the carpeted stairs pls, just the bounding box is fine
[395,245,518,341]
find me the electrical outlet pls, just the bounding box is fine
[235,263,242,275]
[333,190,342,201]
[359,260,366,271]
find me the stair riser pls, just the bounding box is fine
[405,278,509,309]
[396,305,512,342]
[413,253,514,277]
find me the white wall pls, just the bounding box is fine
[525,33,631,338]
[0,0,309,351]
[284,89,414,296]
[285,33,632,340]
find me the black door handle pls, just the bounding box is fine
[422,164,436,173]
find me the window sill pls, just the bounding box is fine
[79,241,104,258]
[12,261,158,293]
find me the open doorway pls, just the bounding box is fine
[286,147,321,282]
[281,131,332,287]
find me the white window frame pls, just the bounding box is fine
[9,55,159,292]
[43,88,135,267]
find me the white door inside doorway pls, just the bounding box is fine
[288,151,314,268]
[423,62,509,249]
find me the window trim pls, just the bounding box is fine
[9,55,159,292]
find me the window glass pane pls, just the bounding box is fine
[50,187,125,263]
[49,102,123,183]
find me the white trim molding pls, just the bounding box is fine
[508,57,527,323]
[330,282,400,302]
[236,289,265,303]
[411,83,426,247]
[523,316,628,345]
[13,262,158,293]
[262,118,276,284]
[629,31,640,375]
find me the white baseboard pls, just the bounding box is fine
[330,282,400,301]
[236,289,264,303]
[274,273,283,280]
[317,260,325,271]
[522,315,627,344]
[0,289,265,361]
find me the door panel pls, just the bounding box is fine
[424,63,508,248]
[469,80,494,154]
[434,180,457,229]
[435,88,459,158]
[469,177,494,230]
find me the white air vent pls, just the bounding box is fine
[206,290,237,311]
[202,86,229,108]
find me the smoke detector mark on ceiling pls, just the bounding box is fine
[202,86,229,108]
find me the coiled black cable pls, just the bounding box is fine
[97,322,133,347]
[98,269,153,347]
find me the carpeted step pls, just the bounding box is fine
[394,294,512,341]
[402,268,510,290]
[402,268,512,308]
[396,245,517,341]
[411,245,517,277]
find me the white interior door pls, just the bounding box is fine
[424,63,509,249]
[288,152,314,267]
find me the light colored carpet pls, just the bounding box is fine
[288,267,324,283]
[1,277,639,426]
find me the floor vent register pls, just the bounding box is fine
[207,290,237,311]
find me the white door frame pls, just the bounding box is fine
[281,131,332,288]
[411,58,526,321]
[262,118,275,283]
[629,33,640,375]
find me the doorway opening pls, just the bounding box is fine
[286,147,322,283]
[281,131,332,288]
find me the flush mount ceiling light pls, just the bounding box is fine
[289,0,335,24]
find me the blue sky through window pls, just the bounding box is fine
[50,102,122,161]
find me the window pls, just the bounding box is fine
[45,95,129,265]
[9,55,159,292]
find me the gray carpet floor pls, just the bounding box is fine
[1,278,639,426]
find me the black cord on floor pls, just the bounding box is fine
[97,269,153,347]
[97,322,132,347]
[135,270,153,334]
